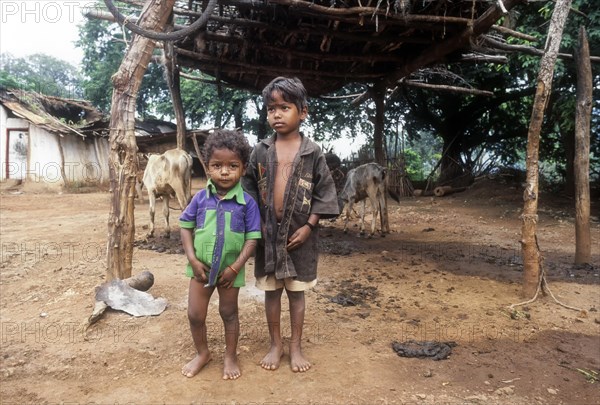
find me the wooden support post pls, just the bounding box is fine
[106,0,176,280]
[371,81,386,166]
[521,0,573,297]
[573,26,592,265]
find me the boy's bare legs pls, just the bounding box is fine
[182,279,214,377]
[217,285,241,380]
[288,290,311,372]
[261,288,284,370]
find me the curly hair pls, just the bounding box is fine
[202,129,252,165]
[262,76,308,113]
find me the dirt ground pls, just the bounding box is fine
[1,176,599,405]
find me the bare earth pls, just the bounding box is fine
[1,177,599,405]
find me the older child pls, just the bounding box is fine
[242,77,339,372]
[180,129,261,380]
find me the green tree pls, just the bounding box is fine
[387,0,599,185]
[162,74,255,129]
[76,18,169,116]
[0,53,82,97]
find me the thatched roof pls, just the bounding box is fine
[88,0,525,96]
[0,89,109,138]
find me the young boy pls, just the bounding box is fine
[242,77,339,372]
[179,129,261,380]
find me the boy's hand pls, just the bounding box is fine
[218,266,238,288]
[190,260,209,283]
[286,225,312,251]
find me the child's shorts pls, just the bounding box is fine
[255,275,317,292]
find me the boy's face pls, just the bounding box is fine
[266,91,307,136]
[207,148,245,195]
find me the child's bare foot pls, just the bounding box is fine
[181,352,212,378]
[290,346,311,372]
[260,344,283,370]
[223,353,241,380]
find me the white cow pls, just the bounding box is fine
[338,162,398,237]
[142,149,193,238]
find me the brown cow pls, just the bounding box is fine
[142,149,193,238]
[338,162,399,237]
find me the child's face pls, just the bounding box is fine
[207,148,245,195]
[266,91,307,136]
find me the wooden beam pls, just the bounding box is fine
[115,0,484,32]
[198,32,407,63]
[490,25,537,42]
[225,0,478,23]
[483,36,600,63]
[352,0,524,105]
[454,54,508,63]
[180,72,218,83]
[84,8,188,31]
[402,80,495,96]
[573,26,592,264]
[175,47,384,79]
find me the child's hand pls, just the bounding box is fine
[218,266,238,288]
[286,225,311,251]
[191,260,209,283]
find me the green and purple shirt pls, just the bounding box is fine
[179,179,262,287]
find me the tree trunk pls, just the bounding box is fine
[439,135,464,184]
[233,99,244,130]
[372,81,386,165]
[257,102,269,141]
[574,26,592,265]
[106,0,176,280]
[521,0,573,297]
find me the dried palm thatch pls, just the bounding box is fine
[89,0,528,96]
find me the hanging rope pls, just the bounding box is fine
[103,0,217,41]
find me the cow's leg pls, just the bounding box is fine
[163,195,171,239]
[171,157,191,209]
[135,179,144,203]
[368,195,378,237]
[359,199,368,236]
[147,191,157,238]
[378,188,389,235]
[381,193,390,233]
[172,179,188,210]
[343,201,353,233]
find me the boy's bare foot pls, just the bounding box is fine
[290,346,311,372]
[223,353,241,380]
[181,352,212,378]
[260,344,283,370]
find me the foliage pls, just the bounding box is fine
[77,17,259,127]
[385,0,599,185]
[0,69,23,91]
[72,0,598,188]
[0,53,82,98]
[163,74,257,129]
[402,149,427,181]
[76,18,169,116]
[309,84,372,145]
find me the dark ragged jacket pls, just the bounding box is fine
[242,134,339,281]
